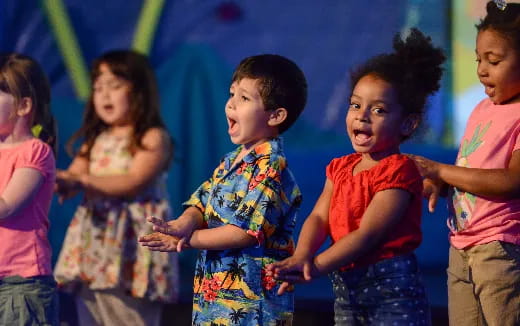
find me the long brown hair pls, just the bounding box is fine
[0,53,57,153]
[67,50,173,165]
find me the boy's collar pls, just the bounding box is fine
[237,137,283,163]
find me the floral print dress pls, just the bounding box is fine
[54,131,179,303]
[184,138,302,326]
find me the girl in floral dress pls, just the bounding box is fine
[54,50,178,326]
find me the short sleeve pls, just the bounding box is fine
[16,140,55,179]
[326,158,339,181]
[372,156,422,195]
[513,119,520,153]
[183,178,212,214]
[228,157,288,246]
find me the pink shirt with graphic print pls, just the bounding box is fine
[0,138,55,277]
[449,98,520,249]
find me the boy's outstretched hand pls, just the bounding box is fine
[138,232,186,252]
[146,216,194,252]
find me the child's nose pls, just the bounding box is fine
[225,99,234,111]
[355,107,370,121]
[477,63,488,77]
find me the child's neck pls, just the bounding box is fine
[0,126,33,149]
[107,124,134,137]
[354,149,400,175]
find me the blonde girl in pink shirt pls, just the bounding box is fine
[411,2,520,325]
[0,53,58,325]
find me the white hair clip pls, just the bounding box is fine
[494,0,507,10]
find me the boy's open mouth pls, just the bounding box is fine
[228,117,238,135]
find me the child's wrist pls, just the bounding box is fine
[78,174,90,189]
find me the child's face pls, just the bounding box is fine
[93,63,132,127]
[0,90,18,135]
[476,29,520,104]
[346,75,409,159]
[225,78,275,150]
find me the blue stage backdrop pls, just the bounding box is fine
[1,0,455,303]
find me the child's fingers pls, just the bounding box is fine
[147,216,167,226]
[152,224,174,235]
[176,237,187,252]
[138,239,164,247]
[276,272,305,283]
[428,191,438,213]
[277,282,291,295]
[302,264,313,281]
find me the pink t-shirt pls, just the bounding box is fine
[0,138,55,277]
[449,98,520,249]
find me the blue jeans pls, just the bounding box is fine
[329,253,431,326]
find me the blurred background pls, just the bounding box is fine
[1,0,492,325]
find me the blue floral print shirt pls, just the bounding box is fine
[184,137,302,326]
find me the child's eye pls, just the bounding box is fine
[372,107,386,114]
[489,60,500,66]
[229,92,234,98]
[107,81,123,89]
[241,96,249,101]
[349,103,360,110]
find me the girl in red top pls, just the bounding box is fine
[268,28,445,325]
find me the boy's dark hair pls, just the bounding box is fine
[350,28,445,140]
[476,1,520,52]
[0,53,57,154]
[68,50,173,166]
[231,54,307,134]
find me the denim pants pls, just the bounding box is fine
[0,275,59,326]
[329,253,431,326]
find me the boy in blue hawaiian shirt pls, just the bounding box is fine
[139,54,307,325]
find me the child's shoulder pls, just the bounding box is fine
[140,127,171,150]
[18,138,53,159]
[329,153,361,167]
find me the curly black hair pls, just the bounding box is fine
[349,28,446,139]
[476,1,520,52]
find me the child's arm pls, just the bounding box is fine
[75,128,171,197]
[312,187,412,276]
[141,206,257,251]
[413,151,520,199]
[188,225,257,250]
[0,168,44,219]
[55,145,89,202]
[269,179,333,283]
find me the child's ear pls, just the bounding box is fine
[267,108,288,127]
[400,114,419,137]
[16,97,32,117]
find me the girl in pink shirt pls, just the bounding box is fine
[0,53,58,324]
[411,2,520,325]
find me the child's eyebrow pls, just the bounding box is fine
[238,87,260,98]
[476,49,503,57]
